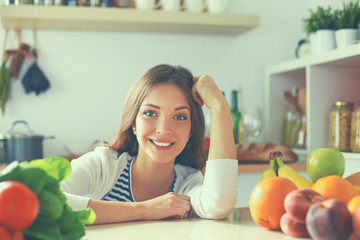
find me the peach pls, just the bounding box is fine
[353,206,360,238]
[284,188,324,223]
[306,199,352,240]
[280,213,309,238]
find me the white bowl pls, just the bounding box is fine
[64,144,96,156]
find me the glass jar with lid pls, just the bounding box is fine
[351,98,360,152]
[328,101,354,151]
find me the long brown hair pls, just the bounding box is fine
[109,64,205,169]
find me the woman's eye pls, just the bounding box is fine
[174,114,187,121]
[144,110,156,117]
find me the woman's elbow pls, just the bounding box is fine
[201,197,236,219]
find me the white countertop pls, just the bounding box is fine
[84,208,311,240]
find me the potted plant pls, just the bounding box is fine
[303,6,337,54]
[334,0,360,48]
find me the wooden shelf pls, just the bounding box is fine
[0,4,260,35]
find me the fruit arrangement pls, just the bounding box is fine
[250,148,360,240]
[0,157,96,240]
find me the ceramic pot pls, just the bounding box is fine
[335,29,359,49]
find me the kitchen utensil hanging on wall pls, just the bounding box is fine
[22,30,50,95]
[7,30,31,80]
[0,29,11,115]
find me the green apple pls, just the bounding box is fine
[306,148,345,182]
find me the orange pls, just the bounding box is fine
[249,177,297,230]
[347,195,360,215]
[312,175,358,205]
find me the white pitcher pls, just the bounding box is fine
[207,0,229,13]
[183,0,207,12]
[135,0,161,10]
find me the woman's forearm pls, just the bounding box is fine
[208,99,237,160]
[88,199,144,224]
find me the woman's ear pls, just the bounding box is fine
[132,124,136,135]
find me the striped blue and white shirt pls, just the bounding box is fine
[101,157,177,202]
[61,147,238,219]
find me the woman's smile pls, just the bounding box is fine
[150,139,174,148]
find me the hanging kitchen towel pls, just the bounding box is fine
[22,57,50,95]
[21,31,51,95]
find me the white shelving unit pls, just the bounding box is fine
[265,43,360,162]
[0,4,259,35]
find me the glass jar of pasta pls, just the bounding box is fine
[351,99,360,152]
[328,101,353,151]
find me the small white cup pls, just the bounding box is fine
[207,0,229,13]
[183,0,207,12]
[161,0,183,11]
[135,0,161,10]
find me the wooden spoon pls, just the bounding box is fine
[298,88,306,115]
[283,91,302,116]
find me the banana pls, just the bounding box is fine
[274,151,314,189]
[345,172,360,186]
[354,185,360,194]
[260,157,277,181]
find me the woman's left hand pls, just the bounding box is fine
[192,74,225,109]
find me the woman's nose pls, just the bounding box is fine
[156,118,171,134]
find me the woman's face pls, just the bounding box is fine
[134,83,192,165]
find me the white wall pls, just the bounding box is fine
[0,0,308,157]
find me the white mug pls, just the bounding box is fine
[183,0,207,12]
[207,0,229,13]
[161,0,183,11]
[135,0,161,10]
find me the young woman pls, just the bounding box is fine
[60,64,238,224]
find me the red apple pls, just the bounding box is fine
[284,188,324,223]
[306,199,352,240]
[280,212,310,238]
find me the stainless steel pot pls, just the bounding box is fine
[0,120,55,163]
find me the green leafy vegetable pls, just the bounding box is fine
[74,208,97,225]
[38,190,65,220]
[24,216,63,240]
[56,205,86,240]
[24,156,72,182]
[0,162,48,195]
[0,156,96,240]
[0,60,11,115]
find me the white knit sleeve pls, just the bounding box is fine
[60,152,99,210]
[187,159,238,219]
[60,147,119,210]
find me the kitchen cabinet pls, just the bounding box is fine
[265,43,360,162]
[0,4,259,35]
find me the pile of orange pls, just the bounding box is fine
[312,175,358,205]
[249,177,297,229]
[249,175,360,231]
[348,195,360,215]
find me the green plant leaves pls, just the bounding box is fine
[302,2,360,35]
[335,0,360,29]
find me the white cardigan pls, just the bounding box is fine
[60,147,238,219]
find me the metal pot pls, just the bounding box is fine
[0,120,55,163]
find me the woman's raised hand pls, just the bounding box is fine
[141,192,191,220]
[192,74,226,109]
